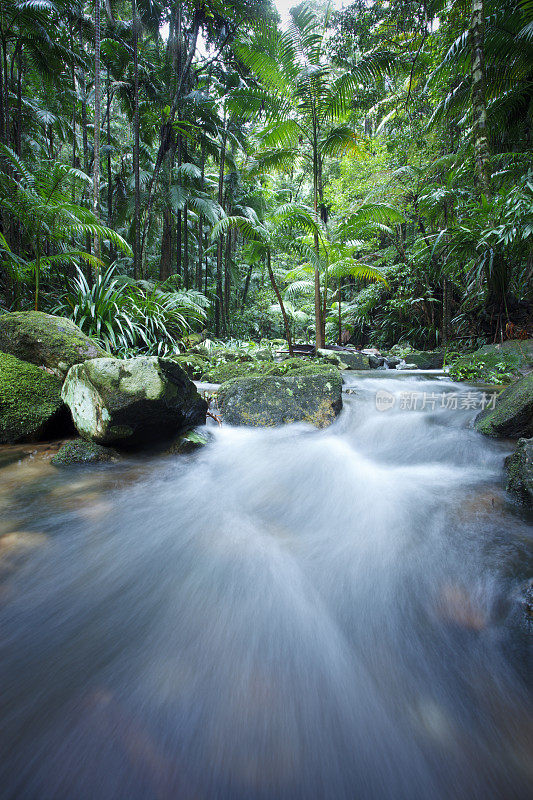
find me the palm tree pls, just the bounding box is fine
[131,0,140,277]
[93,0,101,259]
[211,202,325,355]
[234,5,396,349]
[0,145,131,309]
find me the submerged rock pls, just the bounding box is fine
[62,356,207,446]
[475,373,533,438]
[0,352,67,443]
[51,439,120,466]
[218,372,342,428]
[0,311,106,376]
[505,438,533,507]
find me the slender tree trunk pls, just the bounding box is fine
[224,229,232,326]
[159,207,173,280]
[471,0,490,196]
[132,0,141,278]
[93,0,101,261]
[215,124,228,335]
[267,250,293,356]
[241,262,253,310]
[312,132,324,351]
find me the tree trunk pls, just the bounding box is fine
[471,0,490,196]
[215,124,228,335]
[312,134,324,350]
[159,207,173,280]
[93,0,101,261]
[267,250,293,356]
[132,0,141,277]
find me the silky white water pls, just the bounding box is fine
[0,375,531,799]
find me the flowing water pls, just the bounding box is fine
[0,375,532,800]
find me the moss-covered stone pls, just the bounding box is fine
[61,356,208,445]
[166,429,211,455]
[402,350,444,369]
[218,372,343,428]
[505,438,533,507]
[474,372,533,438]
[317,349,371,370]
[476,339,533,370]
[201,357,334,383]
[51,439,119,466]
[0,351,65,443]
[0,311,107,376]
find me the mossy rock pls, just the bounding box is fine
[51,439,120,466]
[475,372,533,438]
[476,339,533,370]
[505,438,533,507]
[403,350,444,370]
[0,311,106,377]
[317,349,371,370]
[0,351,66,443]
[61,356,207,445]
[166,429,211,455]
[218,372,343,428]
[171,353,211,379]
[201,357,334,383]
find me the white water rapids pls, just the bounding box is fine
[0,374,531,799]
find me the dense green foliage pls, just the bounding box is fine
[0,0,531,354]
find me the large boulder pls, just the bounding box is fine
[61,356,208,446]
[401,350,444,370]
[476,339,533,371]
[218,373,343,428]
[475,373,533,438]
[0,311,106,377]
[317,349,371,370]
[0,351,67,443]
[505,438,533,507]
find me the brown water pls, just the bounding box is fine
[0,375,532,800]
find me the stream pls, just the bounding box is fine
[0,374,532,799]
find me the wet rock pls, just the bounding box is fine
[61,356,207,446]
[0,352,67,443]
[505,437,533,507]
[166,429,211,455]
[218,373,343,428]
[368,355,385,369]
[403,350,444,370]
[317,349,371,370]
[385,356,401,369]
[51,439,120,466]
[475,373,533,438]
[0,311,106,377]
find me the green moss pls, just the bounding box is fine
[449,350,522,384]
[202,357,335,383]
[0,311,106,376]
[218,372,343,428]
[172,353,211,379]
[475,372,533,438]
[0,351,64,443]
[51,439,119,466]
[505,438,533,506]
